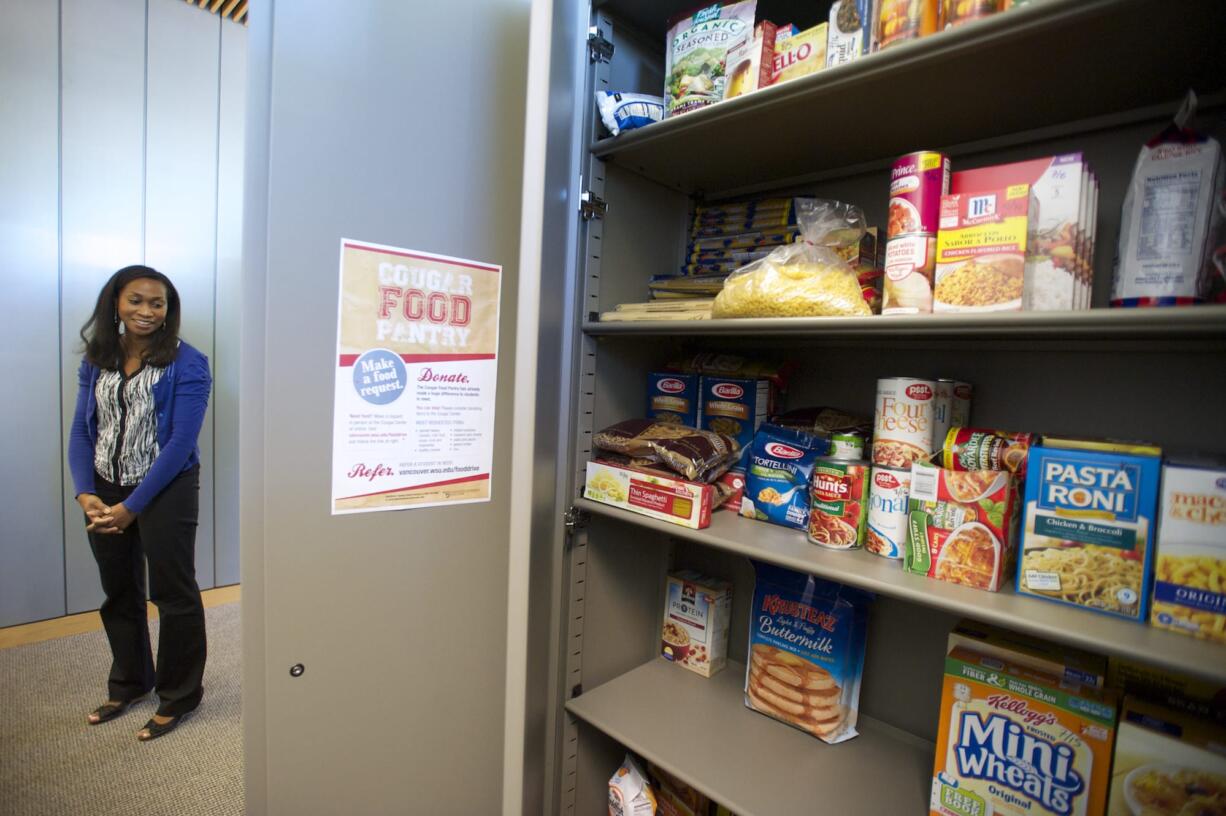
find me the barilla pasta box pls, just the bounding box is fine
[661,571,732,678]
[1107,696,1226,816]
[948,619,1107,689]
[585,460,714,529]
[699,375,772,468]
[931,646,1117,816]
[1018,439,1162,621]
[647,372,701,427]
[746,561,872,744]
[1152,457,1226,644]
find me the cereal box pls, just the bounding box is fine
[661,571,732,677]
[826,0,877,67]
[1107,658,1226,728]
[770,22,827,85]
[906,462,1020,592]
[934,185,1036,312]
[648,372,701,427]
[746,562,872,744]
[1018,440,1162,621]
[931,646,1117,816]
[1107,696,1226,816]
[947,619,1107,689]
[585,460,715,529]
[1152,457,1226,643]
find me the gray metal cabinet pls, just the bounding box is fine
[520,0,1226,813]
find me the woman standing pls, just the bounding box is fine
[68,265,212,741]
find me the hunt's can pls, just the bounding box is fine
[950,380,973,428]
[866,466,912,559]
[883,151,950,315]
[808,459,871,550]
[872,377,937,468]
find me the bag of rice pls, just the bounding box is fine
[712,199,873,318]
[665,1,758,118]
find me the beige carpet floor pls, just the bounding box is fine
[0,602,242,816]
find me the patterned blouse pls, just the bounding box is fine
[93,364,166,485]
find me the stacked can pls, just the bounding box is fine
[883,151,951,315]
[865,466,912,559]
[878,0,939,49]
[932,378,972,452]
[808,459,871,550]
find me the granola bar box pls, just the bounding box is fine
[661,570,732,678]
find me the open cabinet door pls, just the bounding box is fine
[241,2,534,812]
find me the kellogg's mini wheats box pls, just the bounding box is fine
[931,646,1117,816]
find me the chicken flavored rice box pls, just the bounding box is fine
[931,646,1117,816]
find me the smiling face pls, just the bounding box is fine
[117,277,169,342]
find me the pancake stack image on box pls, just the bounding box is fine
[747,644,845,739]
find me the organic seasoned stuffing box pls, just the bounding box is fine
[584,460,715,529]
[660,571,732,678]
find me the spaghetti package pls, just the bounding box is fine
[591,419,740,483]
[712,199,873,318]
[905,462,1020,592]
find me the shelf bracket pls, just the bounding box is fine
[579,190,607,221]
[564,505,590,533]
[586,26,614,64]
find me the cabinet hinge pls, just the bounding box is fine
[586,27,614,64]
[579,191,608,221]
[564,506,590,533]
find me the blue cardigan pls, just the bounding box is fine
[68,340,212,515]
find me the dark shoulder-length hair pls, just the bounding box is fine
[80,265,182,370]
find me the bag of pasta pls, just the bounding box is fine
[712,199,873,319]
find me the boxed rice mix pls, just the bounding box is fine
[826,0,877,67]
[661,571,732,677]
[1107,696,1226,816]
[1151,457,1226,643]
[934,185,1035,313]
[931,646,1117,816]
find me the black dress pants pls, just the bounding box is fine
[87,465,206,717]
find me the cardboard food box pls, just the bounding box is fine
[906,462,1020,592]
[934,184,1035,313]
[585,460,714,529]
[647,372,701,428]
[723,21,777,100]
[931,646,1117,816]
[1018,439,1161,621]
[947,619,1107,689]
[1107,696,1226,816]
[827,0,877,67]
[951,154,1091,311]
[699,375,772,467]
[1107,657,1226,728]
[1152,457,1226,643]
[661,571,732,678]
[770,23,827,85]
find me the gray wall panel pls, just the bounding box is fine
[60,0,147,614]
[0,0,66,627]
[144,0,219,590]
[214,19,246,587]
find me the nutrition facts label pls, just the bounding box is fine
[1139,172,1201,261]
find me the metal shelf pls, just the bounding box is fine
[576,498,1226,684]
[592,0,1226,196]
[585,305,1226,339]
[566,658,933,816]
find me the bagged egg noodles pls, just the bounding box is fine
[665,1,757,118]
[713,199,873,318]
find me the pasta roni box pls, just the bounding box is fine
[1107,696,1226,816]
[1018,438,1162,621]
[1151,456,1226,643]
[931,646,1117,816]
[647,372,701,427]
[584,460,715,529]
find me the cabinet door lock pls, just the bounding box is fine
[580,191,608,221]
[564,506,590,532]
[587,27,614,64]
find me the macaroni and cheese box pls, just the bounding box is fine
[1018,441,1161,621]
[1107,696,1226,816]
[931,646,1117,816]
[648,372,701,427]
[1152,457,1226,643]
[947,619,1107,689]
[661,571,732,678]
[585,460,714,529]
[934,185,1035,313]
[745,562,872,744]
[699,375,772,464]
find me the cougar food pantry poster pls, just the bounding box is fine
[332,238,501,514]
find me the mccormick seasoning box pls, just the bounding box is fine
[1018,438,1162,621]
[745,562,872,744]
[934,185,1035,313]
[1151,457,1226,643]
[661,570,732,678]
[647,372,701,427]
[931,646,1117,816]
[905,462,1019,592]
[1107,696,1226,816]
[585,460,715,529]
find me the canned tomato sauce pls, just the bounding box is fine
[808,459,870,550]
[950,380,973,428]
[866,466,912,559]
[872,377,937,468]
[883,151,950,315]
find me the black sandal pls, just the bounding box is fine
[137,710,192,742]
[87,694,146,725]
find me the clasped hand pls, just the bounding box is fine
[78,494,135,535]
